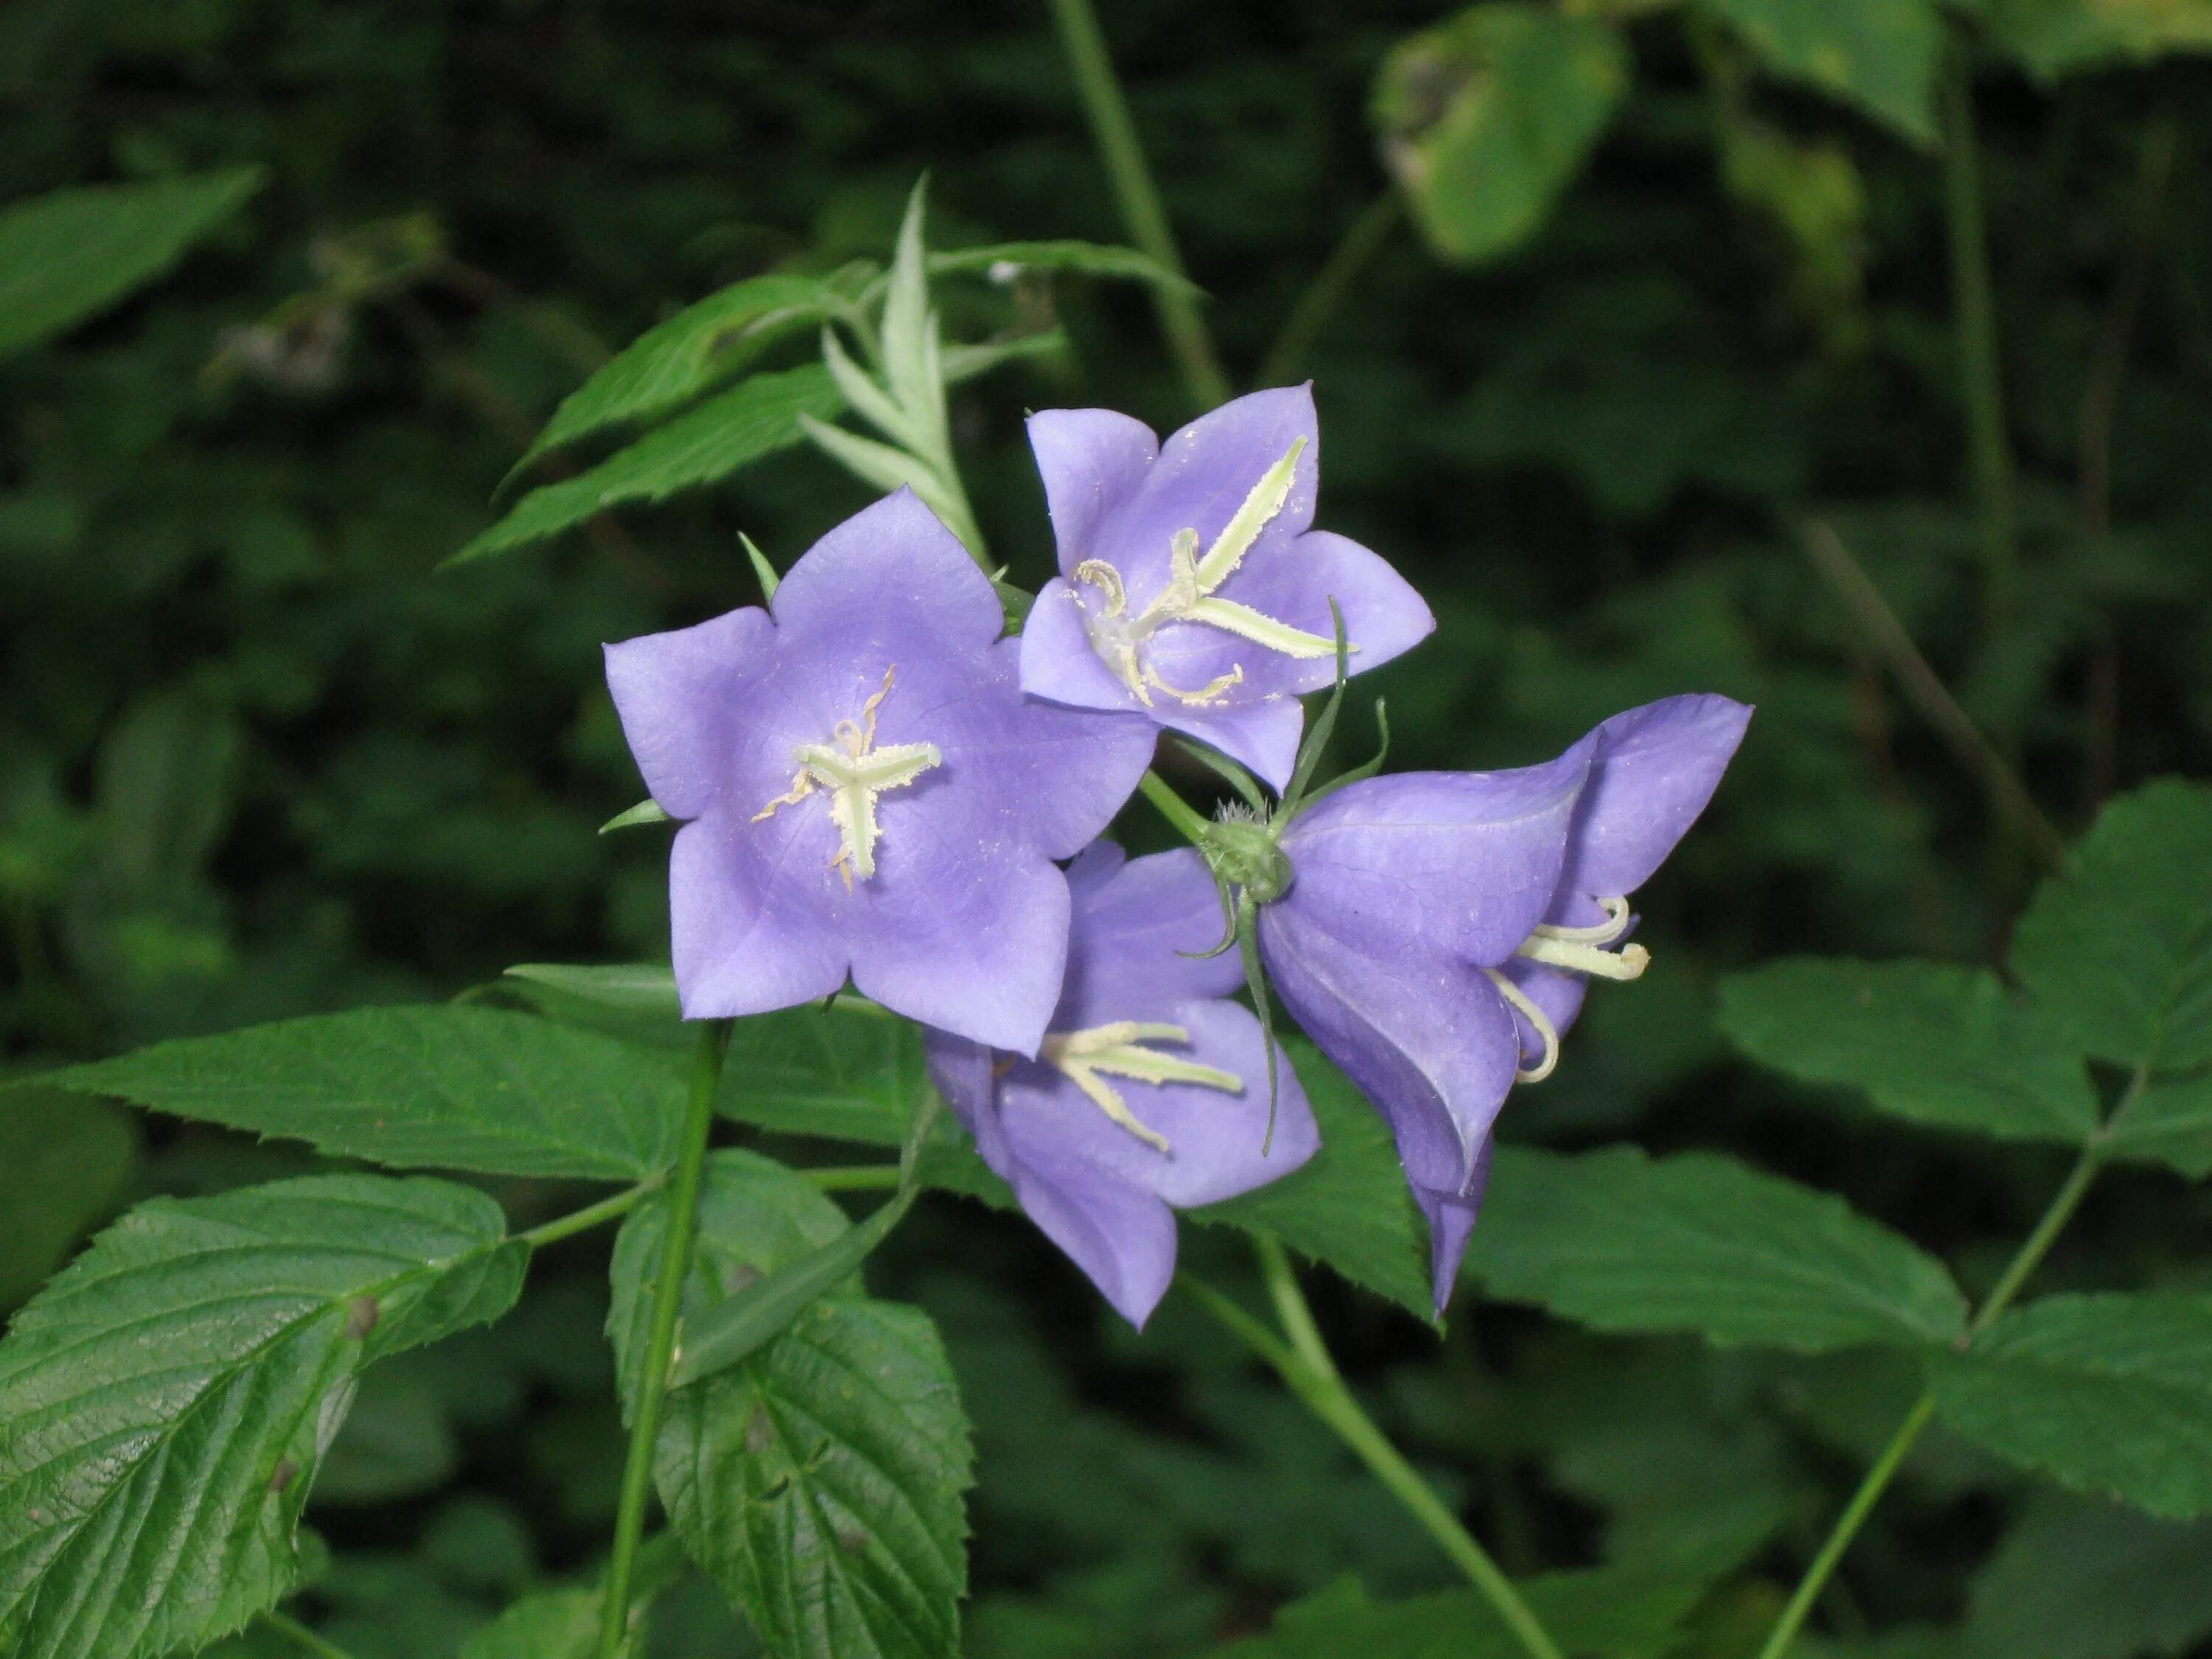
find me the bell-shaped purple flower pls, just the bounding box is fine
[928,842,1318,1326]
[1018,386,1435,791]
[1254,694,1750,1312]
[605,490,1156,1055]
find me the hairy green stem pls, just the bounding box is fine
[1755,1140,2109,1659]
[1139,768,1216,846]
[598,1018,732,1659]
[1941,45,2017,629]
[1191,1248,1568,1659]
[520,1181,659,1251]
[1259,195,1402,389]
[1045,0,1231,407]
[262,1610,356,1659]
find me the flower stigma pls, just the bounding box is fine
[1071,438,1349,707]
[751,665,941,890]
[1040,1020,1244,1152]
[1486,898,1650,1085]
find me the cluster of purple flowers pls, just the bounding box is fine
[608,387,1749,1324]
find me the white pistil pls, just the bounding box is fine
[751,666,940,890]
[1071,438,1347,708]
[1514,895,1649,982]
[1484,970,1561,1083]
[1041,1020,1244,1153]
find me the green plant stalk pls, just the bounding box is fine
[1941,46,2018,628]
[1139,768,1217,846]
[597,1018,732,1659]
[1045,0,1232,407]
[1259,195,1402,388]
[1191,1248,1568,1659]
[261,1609,356,1659]
[1753,1141,2107,1659]
[520,1180,659,1251]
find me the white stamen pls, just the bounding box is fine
[1484,969,1562,1083]
[1516,895,1648,981]
[1041,1020,1244,1152]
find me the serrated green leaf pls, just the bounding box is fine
[1466,1146,1967,1351]
[449,364,846,565]
[718,1003,927,1144]
[515,271,857,472]
[0,167,265,358]
[1193,1039,1433,1321]
[2106,1071,2212,1179]
[1214,1547,1736,1659]
[41,1005,686,1180]
[1701,0,1941,143]
[1717,958,2098,1144]
[608,1153,972,1659]
[1964,1492,2212,1659]
[1933,1293,2212,1519]
[0,1088,137,1308]
[0,1175,525,1659]
[928,240,1201,296]
[1374,4,1629,266]
[2010,781,2212,1074]
[1980,0,2212,80]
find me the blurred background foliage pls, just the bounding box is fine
[3,0,2211,1654]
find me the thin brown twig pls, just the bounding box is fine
[1800,519,2067,872]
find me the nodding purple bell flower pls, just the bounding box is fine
[1248,695,1751,1312]
[605,489,1156,1055]
[927,842,1318,1327]
[1018,386,1434,793]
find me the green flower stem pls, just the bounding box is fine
[1754,1141,2108,1659]
[1940,43,2018,629]
[1138,769,1215,846]
[1188,1248,1568,1659]
[261,1609,356,1659]
[1258,195,1402,389]
[597,1018,732,1659]
[519,1180,660,1251]
[1045,0,1232,408]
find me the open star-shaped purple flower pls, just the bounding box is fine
[605,489,1157,1054]
[1018,386,1434,791]
[1255,694,1750,1311]
[927,841,1318,1326]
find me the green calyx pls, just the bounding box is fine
[1202,809,1293,905]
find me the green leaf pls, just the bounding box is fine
[1964,1492,2212,1659]
[448,364,846,565]
[42,1005,686,1181]
[0,1089,136,1308]
[457,1588,600,1659]
[2010,781,2212,1074]
[1466,1146,1967,1351]
[1193,1039,1433,1321]
[0,167,265,358]
[928,240,1201,296]
[506,961,681,1018]
[1214,1549,1735,1659]
[1717,958,2098,1144]
[1373,4,1629,266]
[1700,0,1942,144]
[515,271,857,472]
[608,1152,973,1659]
[0,1175,525,1659]
[1933,1293,2212,1519]
[719,1003,928,1144]
[1979,0,2212,80]
[2106,1071,2212,1179]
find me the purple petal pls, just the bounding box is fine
[922,1031,1014,1172]
[1276,746,1595,969]
[603,607,776,820]
[1413,1136,1493,1315]
[964,639,1156,859]
[1196,529,1436,700]
[1155,699,1308,796]
[667,816,846,1018]
[1018,580,1145,714]
[1060,846,1243,1023]
[1258,904,1523,1194]
[1088,386,1321,602]
[999,998,1317,1208]
[1494,891,1613,1061]
[1564,694,1752,898]
[1003,1146,1180,1327]
[769,488,1004,654]
[1029,408,1160,571]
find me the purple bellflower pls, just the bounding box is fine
[605,489,1157,1055]
[1018,386,1435,792]
[928,841,1319,1327]
[1241,694,1750,1311]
